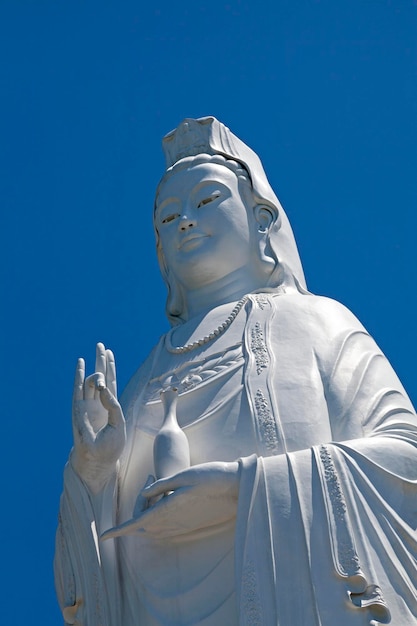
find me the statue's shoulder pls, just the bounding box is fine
[272,291,366,336]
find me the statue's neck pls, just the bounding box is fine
[182,269,266,321]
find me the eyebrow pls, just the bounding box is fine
[155,179,226,215]
[155,196,179,216]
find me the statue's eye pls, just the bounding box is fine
[197,192,220,209]
[161,213,180,224]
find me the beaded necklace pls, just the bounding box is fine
[165,295,249,354]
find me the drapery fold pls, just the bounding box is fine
[55,463,120,626]
[234,440,417,625]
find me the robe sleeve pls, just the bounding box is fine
[235,301,417,625]
[54,461,120,626]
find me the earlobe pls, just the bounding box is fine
[255,205,275,233]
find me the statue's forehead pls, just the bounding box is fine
[157,162,237,198]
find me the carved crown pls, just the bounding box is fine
[162,116,241,167]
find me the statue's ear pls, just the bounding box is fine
[254,205,275,233]
[253,205,276,278]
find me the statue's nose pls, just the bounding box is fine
[179,214,196,231]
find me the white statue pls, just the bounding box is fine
[55,117,417,625]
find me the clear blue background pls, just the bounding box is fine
[1,1,416,623]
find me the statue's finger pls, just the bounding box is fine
[141,472,189,498]
[73,358,85,402]
[84,373,104,399]
[85,372,105,388]
[95,342,107,376]
[100,516,145,541]
[106,349,117,397]
[133,475,155,517]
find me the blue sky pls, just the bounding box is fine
[1,1,416,623]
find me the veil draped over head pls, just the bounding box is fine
[154,116,308,324]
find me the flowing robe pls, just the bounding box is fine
[55,291,417,625]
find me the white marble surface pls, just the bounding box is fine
[55,117,417,625]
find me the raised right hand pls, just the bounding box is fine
[71,342,126,493]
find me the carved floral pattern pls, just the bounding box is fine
[241,559,262,626]
[250,322,269,375]
[319,445,361,576]
[253,294,269,310]
[254,389,279,452]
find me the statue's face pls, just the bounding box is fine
[155,162,257,290]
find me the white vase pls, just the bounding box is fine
[154,387,190,480]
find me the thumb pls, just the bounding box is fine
[99,387,125,427]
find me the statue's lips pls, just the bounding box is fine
[178,233,209,249]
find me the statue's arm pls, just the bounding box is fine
[308,299,417,490]
[319,299,417,468]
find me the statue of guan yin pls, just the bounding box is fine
[55,116,417,626]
